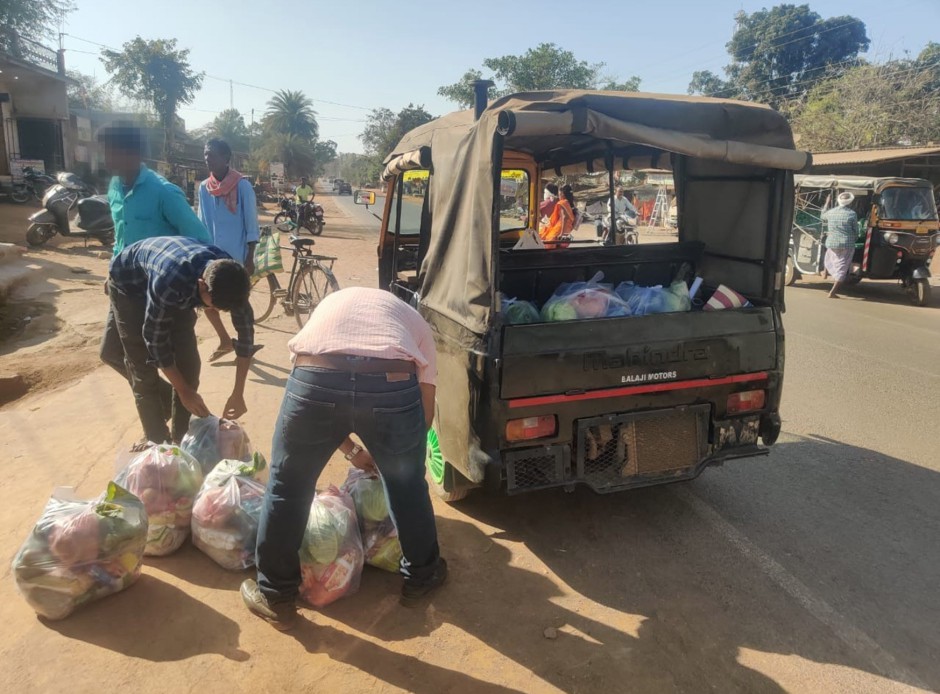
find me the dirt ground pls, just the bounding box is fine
[0,193,935,693]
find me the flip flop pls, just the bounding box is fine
[208,345,235,362]
[130,437,153,453]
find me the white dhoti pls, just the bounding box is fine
[824,247,855,281]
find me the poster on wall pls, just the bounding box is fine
[10,159,46,179]
[76,117,92,142]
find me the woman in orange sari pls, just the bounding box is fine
[540,184,576,248]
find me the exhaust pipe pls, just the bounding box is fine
[472,79,495,121]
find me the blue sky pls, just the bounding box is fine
[60,0,939,153]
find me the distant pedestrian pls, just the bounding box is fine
[241,287,447,631]
[821,192,858,299]
[199,138,262,362]
[108,236,255,449]
[539,182,559,220]
[98,125,212,438]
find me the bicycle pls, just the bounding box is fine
[250,228,339,328]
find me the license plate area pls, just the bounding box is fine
[575,405,709,492]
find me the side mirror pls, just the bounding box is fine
[355,190,376,207]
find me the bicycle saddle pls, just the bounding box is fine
[290,236,315,247]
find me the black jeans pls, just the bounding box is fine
[109,284,201,443]
[256,366,441,603]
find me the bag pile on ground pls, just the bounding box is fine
[181,416,253,475]
[12,482,147,620]
[298,486,364,608]
[115,444,203,556]
[341,468,403,573]
[191,453,267,570]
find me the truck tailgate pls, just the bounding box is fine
[500,308,777,400]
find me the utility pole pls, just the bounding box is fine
[229,80,234,110]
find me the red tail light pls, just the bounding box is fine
[506,416,557,442]
[727,390,766,414]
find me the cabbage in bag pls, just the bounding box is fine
[191,453,267,570]
[341,467,403,573]
[181,416,253,475]
[115,444,203,556]
[12,482,147,620]
[299,487,364,608]
[541,272,630,322]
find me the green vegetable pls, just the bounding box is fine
[357,478,390,523]
[542,300,579,322]
[301,502,347,566]
[504,300,540,325]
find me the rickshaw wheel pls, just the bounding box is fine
[784,256,798,286]
[426,428,469,502]
[912,278,931,307]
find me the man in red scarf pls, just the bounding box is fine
[199,138,262,362]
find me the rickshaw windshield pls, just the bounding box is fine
[880,187,938,221]
[499,169,529,232]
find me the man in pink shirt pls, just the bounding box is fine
[241,287,445,629]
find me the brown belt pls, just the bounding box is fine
[294,354,416,375]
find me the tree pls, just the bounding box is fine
[0,0,72,44]
[101,37,204,160]
[263,90,318,140]
[195,108,250,152]
[312,139,338,178]
[687,70,736,98]
[360,104,434,158]
[792,57,940,151]
[438,43,641,108]
[67,70,114,111]
[688,4,869,108]
[260,133,316,179]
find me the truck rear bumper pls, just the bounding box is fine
[497,408,770,495]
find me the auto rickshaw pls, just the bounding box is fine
[364,89,808,501]
[787,175,939,305]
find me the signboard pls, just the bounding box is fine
[9,159,45,180]
[76,117,92,142]
[74,145,89,163]
[269,162,285,182]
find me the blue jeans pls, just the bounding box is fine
[256,366,441,603]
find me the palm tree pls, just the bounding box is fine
[264,90,318,140]
[261,133,316,179]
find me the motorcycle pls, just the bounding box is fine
[274,197,325,236]
[20,166,57,202]
[26,183,114,248]
[598,210,639,246]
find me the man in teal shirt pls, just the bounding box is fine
[99,126,212,440]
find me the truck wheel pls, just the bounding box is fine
[784,256,798,286]
[426,428,469,502]
[911,278,931,307]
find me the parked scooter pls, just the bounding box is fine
[25,183,114,248]
[20,167,57,202]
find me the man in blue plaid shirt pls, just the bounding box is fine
[109,236,255,447]
[821,192,859,299]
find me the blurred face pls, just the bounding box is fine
[301,178,308,187]
[204,146,228,176]
[104,145,142,179]
[616,189,624,199]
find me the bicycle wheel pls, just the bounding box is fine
[250,273,279,323]
[291,263,340,328]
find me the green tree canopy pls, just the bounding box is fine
[196,108,250,153]
[263,90,319,140]
[360,104,434,158]
[438,43,641,108]
[792,53,940,151]
[0,0,72,44]
[688,4,869,108]
[101,37,204,160]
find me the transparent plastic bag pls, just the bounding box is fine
[191,453,267,570]
[299,487,364,608]
[500,294,541,325]
[341,468,403,574]
[614,280,691,316]
[115,444,203,556]
[181,416,253,475]
[12,482,147,620]
[541,272,630,321]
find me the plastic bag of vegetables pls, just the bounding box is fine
[191,453,267,570]
[115,444,203,556]
[12,482,147,620]
[541,272,629,322]
[181,415,253,474]
[499,294,541,325]
[614,280,691,316]
[341,467,403,573]
[298,487,364,608]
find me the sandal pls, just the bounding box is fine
[208,345,235,362]
[130,437,153,453]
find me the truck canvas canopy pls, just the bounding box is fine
[384,90,808,335]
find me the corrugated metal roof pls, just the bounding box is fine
[810,146,940,166]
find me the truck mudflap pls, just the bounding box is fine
[502,408,767,495]
[500,307,777,400]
